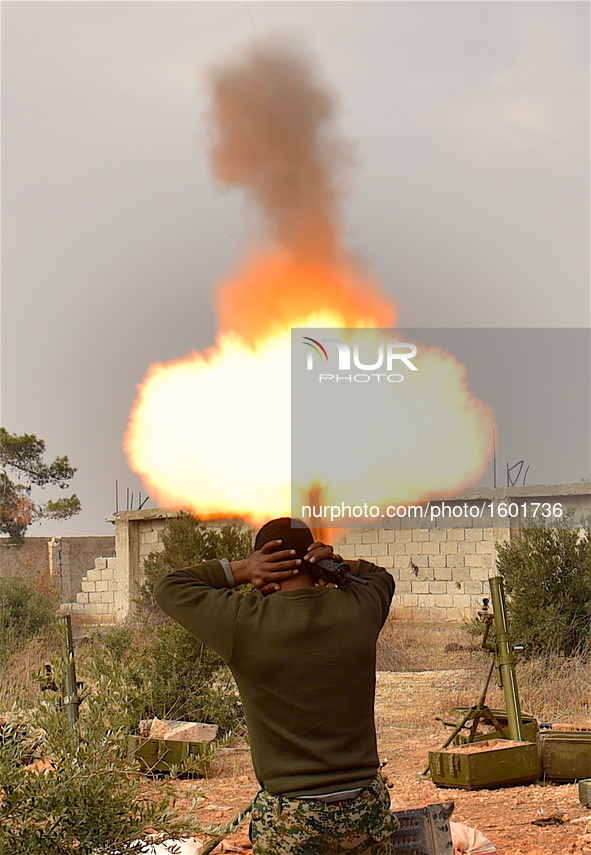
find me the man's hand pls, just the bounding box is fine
[303,541,359,583]
[302,541,334,565]
[231,540,302,595]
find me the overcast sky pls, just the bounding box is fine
[2,1,589,536]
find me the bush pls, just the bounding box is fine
[0,576,58,663]
[0,673,201,854]
[496,521,591,657]
[83,621,244,735]
[137,513,253,616]
[81,513,253,735]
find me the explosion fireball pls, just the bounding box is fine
[125,42,494,526]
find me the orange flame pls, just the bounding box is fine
[124,42,494,527]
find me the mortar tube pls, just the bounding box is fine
[58,615,79,726]
[489,577,524,742]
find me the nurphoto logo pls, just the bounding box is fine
[301,336,418,383]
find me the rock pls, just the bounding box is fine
[147,718,219,743]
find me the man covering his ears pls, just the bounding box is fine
[154,517,398,854]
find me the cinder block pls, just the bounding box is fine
[458,541,476,554]
[84,603,99,614]
[378,529,396,543]
[394,555,411,569]
[342,530,362,544]
[397,530,412,542]
[465,581,485,595]
[81,581,95,593]
[371,542,388,556]
[430,528,447,541]
[406,541,423,554]
[354,546,372,560]
[412,555,428,568]
[388,541,407,555]
[428,554,446,568]
[476,540,495,554]
[362,530,378,544]
[100,591,115,603]
[447,528,466,541]
[411,581,429,594]
[101,568,114,582]
[465,553,485,568]
[436,595,455,608]
[107,580,118,591]
[435,566,453,581]
[422,540,440,555]
[75,593,89,605]
[411,528,430,541]
[89,592,103,603]
[339,544,356,559]
[449,565,471,580]
[395,580,411,593]
[95,581,108,592]
[440,541,458,555]
[377,555,394,568]
[428,581,447,594]
[86,569,102,582]
[465,528,483,541]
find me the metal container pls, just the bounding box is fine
[537,731,591,782]
[390,802,454,854]
[579,779,591,807]
[451,709,539,745]
[429,739,539,790]
[127,735,211,775]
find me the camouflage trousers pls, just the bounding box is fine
[249,775,400,855]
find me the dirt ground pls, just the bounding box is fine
[175,669,591,855]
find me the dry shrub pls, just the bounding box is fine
[377,615,482,672]
[425,646,591,726]
[509,649,591,725]
[0,628,58,713]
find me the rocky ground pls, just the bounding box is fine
[174,669,591,855]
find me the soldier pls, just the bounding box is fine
[154,517,398,854]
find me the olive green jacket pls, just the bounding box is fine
[154,559,394,796]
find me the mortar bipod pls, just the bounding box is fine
[420,576,535,778]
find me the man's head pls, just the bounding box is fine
[254,517,314,560]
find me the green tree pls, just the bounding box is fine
[496,521,591,657]
[137,511,253,615]
[0,428,81,541]
[90,512,254,731]
[0,576,59,662]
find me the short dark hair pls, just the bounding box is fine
[254,518,314,560]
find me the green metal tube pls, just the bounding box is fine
[489,577,523,742]
[58,615,79,725]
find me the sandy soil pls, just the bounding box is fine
[174,670,591,854]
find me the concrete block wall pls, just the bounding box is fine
[68,557,118,622]
[336,524,511,620]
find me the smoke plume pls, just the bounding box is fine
[206,41,353,262]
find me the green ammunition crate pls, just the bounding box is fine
[127,735,211,776]
[450,709,539,745]
[579,779,591,807]
[537,731,591,783]
[429,740,540,790]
